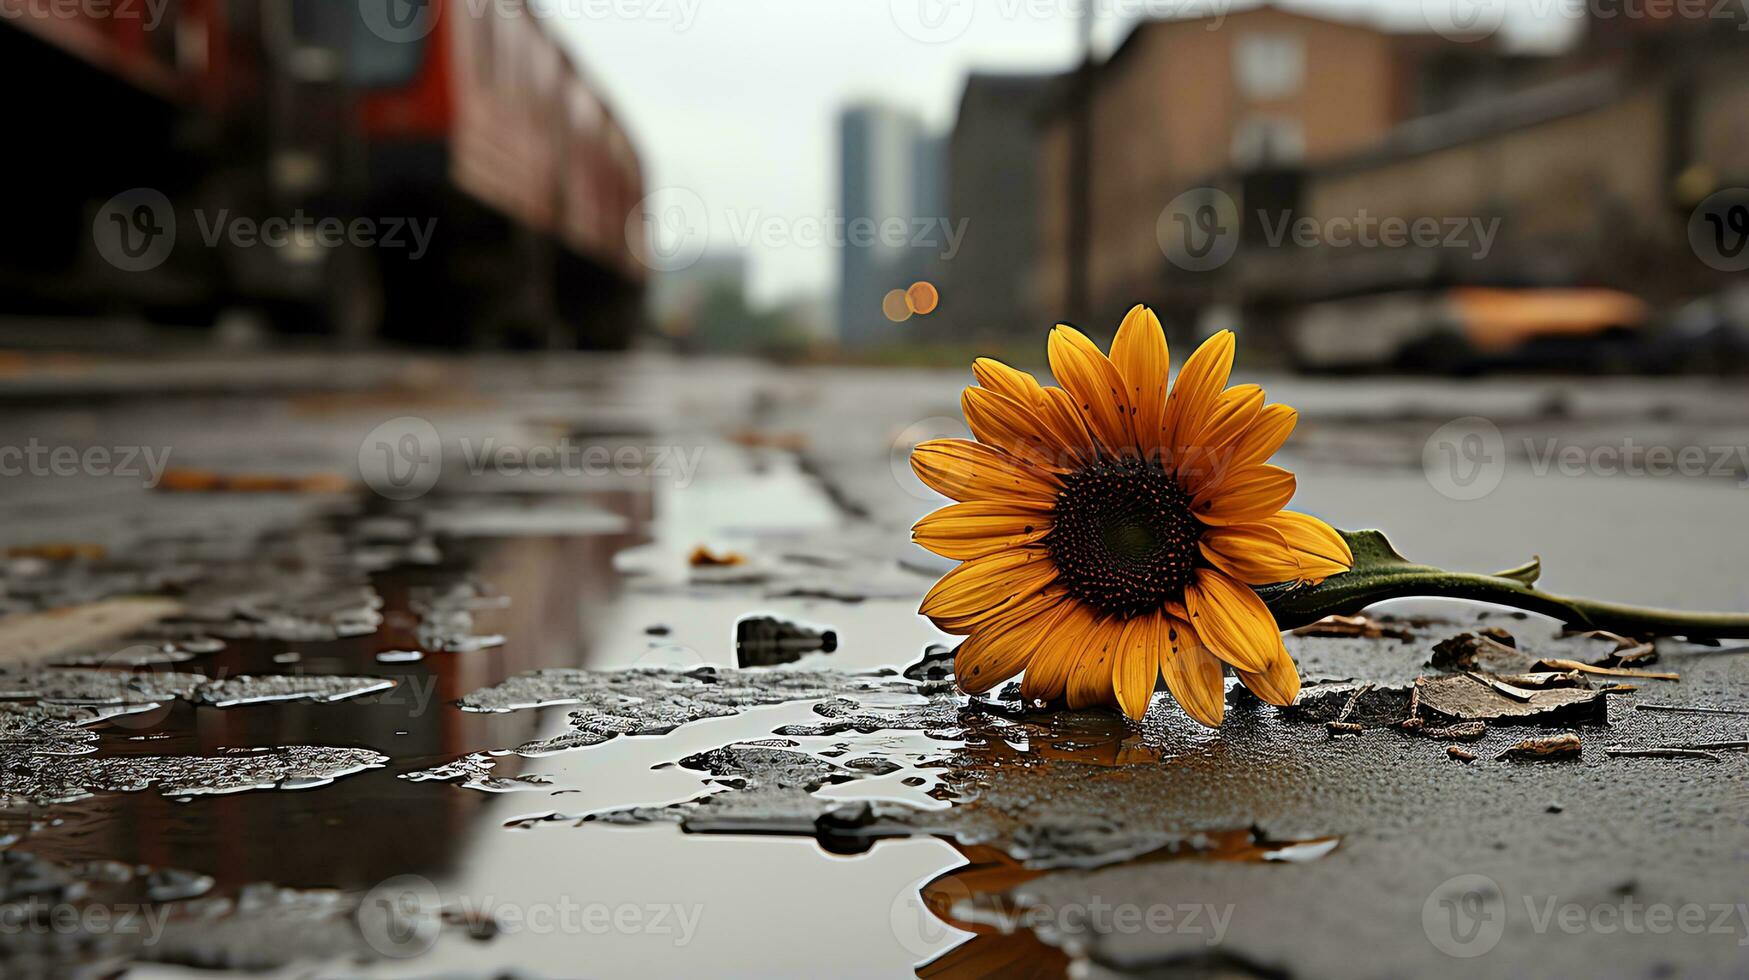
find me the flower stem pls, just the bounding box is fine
[1256,530,1749,640]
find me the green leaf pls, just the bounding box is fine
[1256,529,1749,640]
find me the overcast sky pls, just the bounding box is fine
[546,0,1581,306]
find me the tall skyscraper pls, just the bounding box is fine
[837,104,942,348]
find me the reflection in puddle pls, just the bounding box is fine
[915,831,1340,978]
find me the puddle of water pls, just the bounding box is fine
[915,830,1341,976]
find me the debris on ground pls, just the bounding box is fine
[1415,675,1607,726]
[1531,658,1679,681]
[1292,614,1414,642]
[1603,747,1722,762]
[1324,683,1373,737]
[1447,746,1478,763]
[1498,733,1583,761]
[1286,672,1607,730]
[688,545,747,567]
[1597,643,1660,668]
[735,615,837,667]
[1430,631,1539,673]
[1634,703,1749,716]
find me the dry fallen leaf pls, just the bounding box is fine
[1499,732,1582,761]
[1293,614,1413,642]
[688,545,748,567]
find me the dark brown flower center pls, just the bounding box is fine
[1046,456,1203,619]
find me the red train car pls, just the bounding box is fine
[0,0,647,348]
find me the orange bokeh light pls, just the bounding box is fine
[881,289,913,322]
[906,281,940,315]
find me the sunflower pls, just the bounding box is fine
[909,305,1353,727]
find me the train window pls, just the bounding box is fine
[291,3,427,88]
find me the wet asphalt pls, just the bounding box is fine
[0,351,1746,978]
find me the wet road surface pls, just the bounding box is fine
[1,351,1748,978]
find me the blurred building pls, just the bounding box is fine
[942,72,1063,341]
[650,252,748,328]
[837,104,945,347]
[990,2,1749,371]
[1033,4,1532,332]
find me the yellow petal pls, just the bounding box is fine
[1040,386,1098,463]
[1266,510,1354,572]
[1184,567,1287,673]
[931,583,1069,635]
[1108,305,1169,458]
[1176,384,1263,492]
[1066,615,1124,709]
[1192,464,1295,526]
[1198,522,1303,585]
[912,501,1053,561]
[955,596,1074,695]
[1162,330,1235,461]
[1237,644,1301,706]
[1048,325,1133,455]
[962,387,1072,472]
[1021,602,1096,703]
[1111,614,1162,720]
[1224,403,1298,472]
[1161,612,1226,726]
[910,438,1059,507]
[919,548,1057,623]
[971,357,1043,404]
